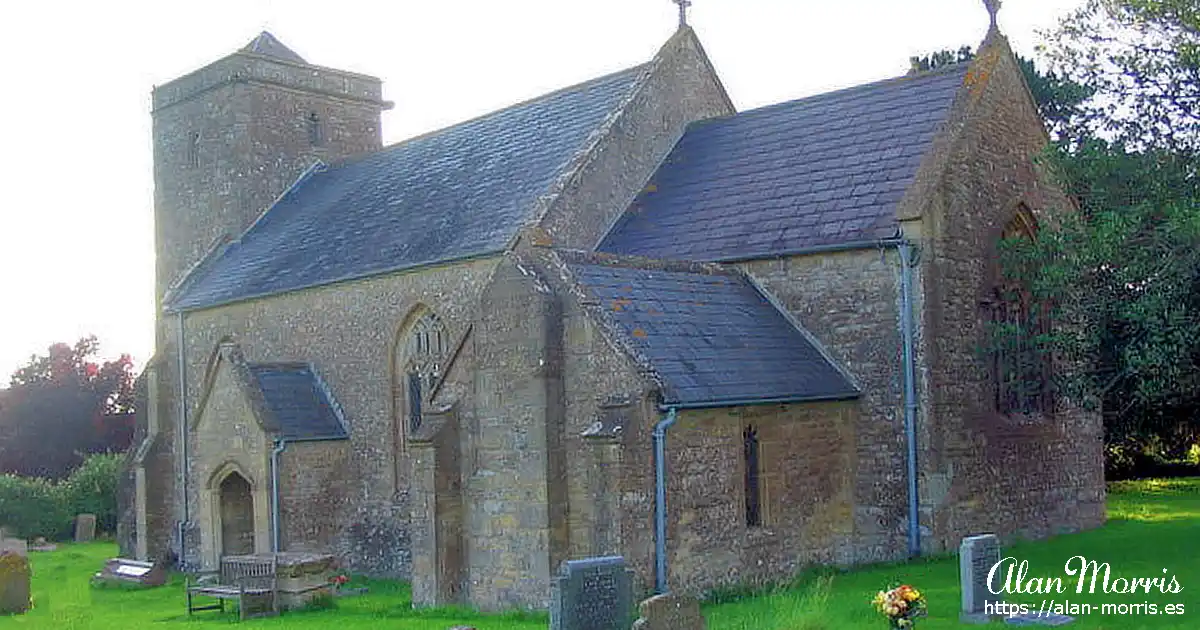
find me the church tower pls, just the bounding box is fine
[136,32,390,563]
[151,31,392,298]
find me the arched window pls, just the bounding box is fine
[989,206,1052,415]
[307,112,323,146]
[394,310,449,447]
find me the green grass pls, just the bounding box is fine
[704,478,1200,629]
[6,479,1197,628]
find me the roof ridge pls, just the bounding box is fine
[696,61,968,128]
[321,62,653,173]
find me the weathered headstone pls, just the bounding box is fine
[92,558,168,587]
[0,538,27,558]
[631,593,706,630]
[74,513,97,543]
[960,534,1074,626]
[0,551,31,614]
[960,534,1002,624]
[550,556,635,630]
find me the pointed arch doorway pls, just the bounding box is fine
[219,471,256,556]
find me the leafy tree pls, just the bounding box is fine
[1000,142,1200,458]
[0,336,135,479]
[1042,0,1200,152]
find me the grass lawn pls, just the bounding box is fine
[8,478,1198,628]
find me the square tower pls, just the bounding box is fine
[152,32,392,300]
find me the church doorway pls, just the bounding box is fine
[219,472,256,556]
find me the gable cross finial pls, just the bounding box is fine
[673,0,692,28]
[983,0,1001,29]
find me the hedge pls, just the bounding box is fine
[0,453,123,540]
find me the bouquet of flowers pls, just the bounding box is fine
[871,584,927,628]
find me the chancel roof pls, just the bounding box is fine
[599,64,968,261]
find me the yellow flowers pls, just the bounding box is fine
[871,584,927,628]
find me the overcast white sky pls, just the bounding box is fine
[0,0,1084,379]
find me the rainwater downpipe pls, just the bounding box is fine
[176,312,190,559]
[270,438,288,553]
[897,241,922,558]
[652,406,678,594]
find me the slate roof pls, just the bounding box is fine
[599,64,968,261]
[569,262,859,406]
[169,64,648,311]
[241,31,307,64]
[247,363,348,440]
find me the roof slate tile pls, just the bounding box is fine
[599,65,966,261]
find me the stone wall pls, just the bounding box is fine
[152,50,387,298]
[659,402,857,594]
[189,349,272,569]
[179,256,500,575]
[278,440,351,554]
[146,45,390,562]
[740,249,912,562]
[537,27,734,250]
[914,32,1105,549]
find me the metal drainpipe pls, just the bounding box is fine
[652,406,678,594]
[897,241,921,558]
[271,438,288,553]
[176,312,190,560]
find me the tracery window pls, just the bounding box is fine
[394,310,449,445]
[989,207,1053,415]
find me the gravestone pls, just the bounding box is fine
[631,593,706,630]
[0,551,31,614]
[960,534,1002,623]
[0,538,27,558]
[92,558,168,587]
[74,513,97,543]
[550,556,635,630]
[960,534,1074,626]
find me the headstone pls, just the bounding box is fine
[0,551,31,614]
[631,593,707,630]
[550,556,635,630]
[92,558,168,587]
[0,538,27,558]
[960,534,1074,626]
[960,534,1002,624]
[74,513,97,543]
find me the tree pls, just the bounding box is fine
[1000,142,1200,459]
[0,336,136,479]
[1042,0,1200,152]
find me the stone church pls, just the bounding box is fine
[122,16,1105,611]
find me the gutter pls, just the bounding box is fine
[711,237,904,264]
[176,312,190,561]
[652,407,678,594]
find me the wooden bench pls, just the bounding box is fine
[186,555,279,620]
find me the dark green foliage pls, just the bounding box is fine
[908,46,974,73]
[61,453,124,535]
[0,475,70,540]
[0,454,123,540]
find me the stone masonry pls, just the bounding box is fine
[125,22,1105,613]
